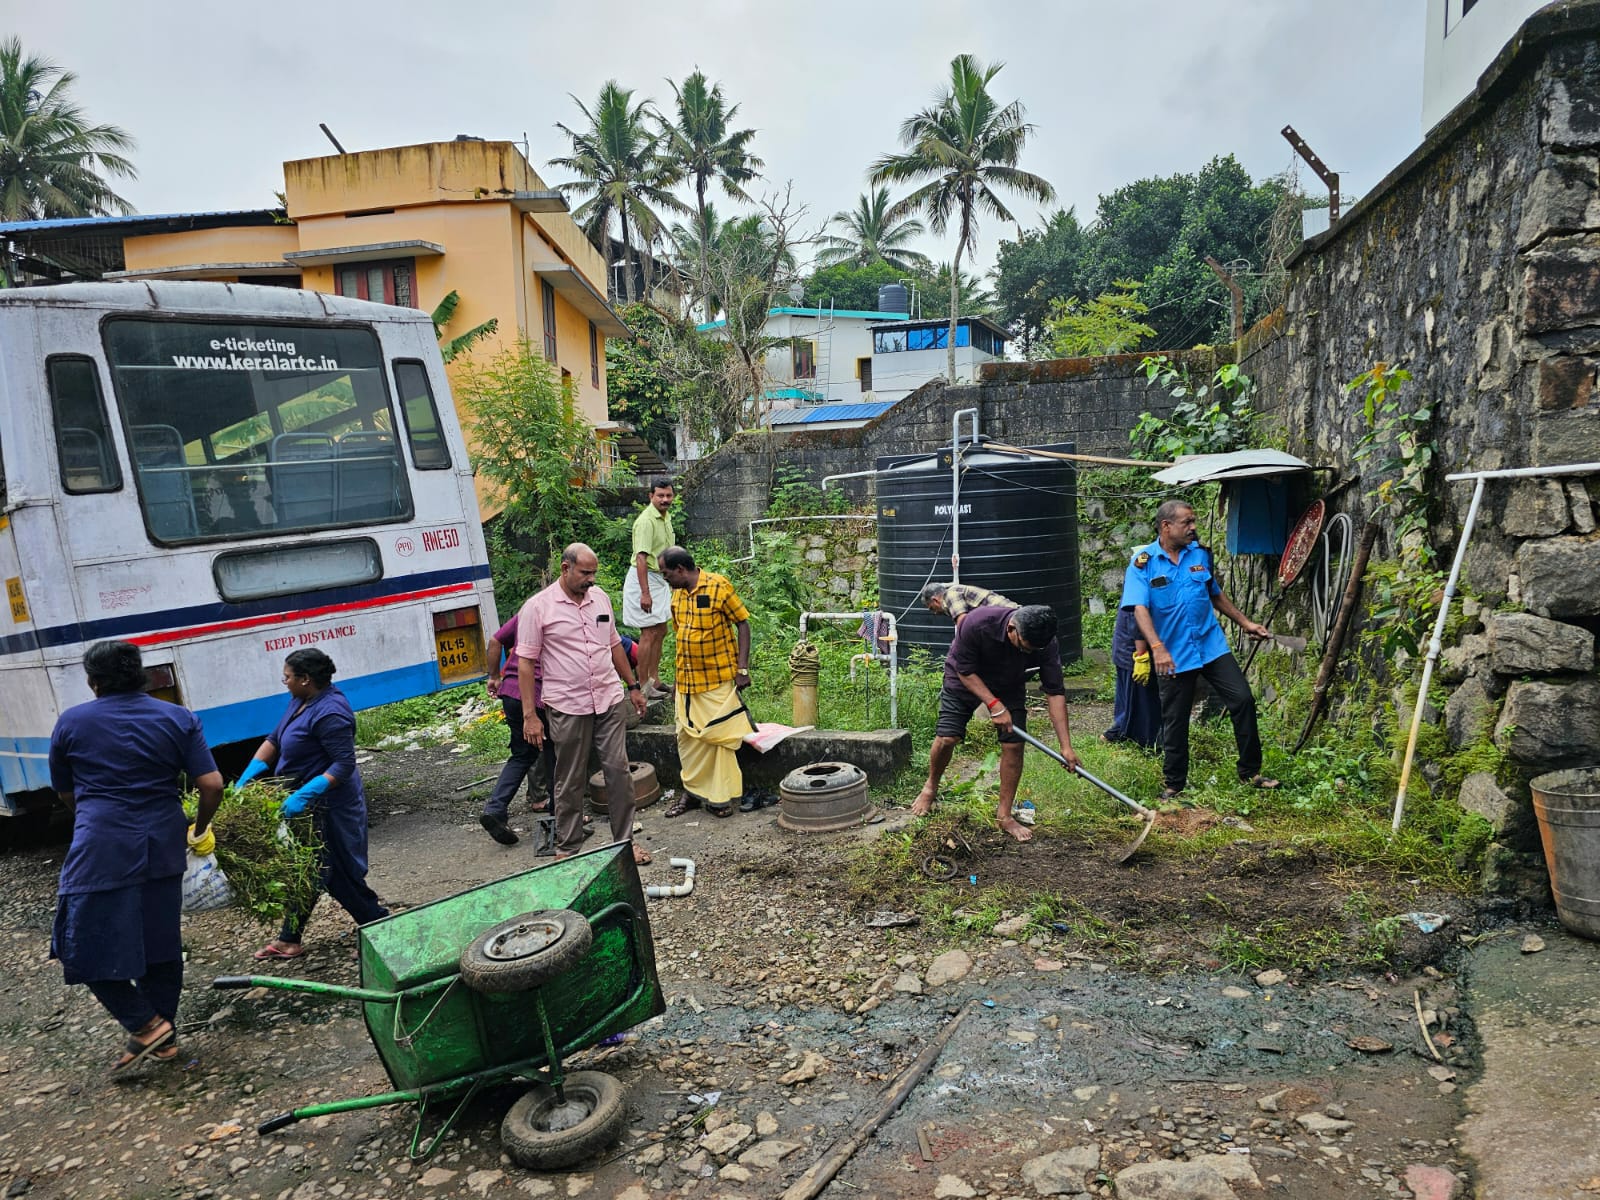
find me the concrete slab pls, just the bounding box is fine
[624,722,912,789]
[1460,925,1600,1198]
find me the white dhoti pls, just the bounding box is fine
[623,569,670,628]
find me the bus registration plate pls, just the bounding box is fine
[435,628,484,683]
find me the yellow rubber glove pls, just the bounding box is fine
[187,824,215,856]
[1132,651,1153,687]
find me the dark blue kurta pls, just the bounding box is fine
[1105,606,1162,749]
[48,693,217,983]
[265,685,386,934]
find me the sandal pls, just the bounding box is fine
[253,941,306,960]
[110,1020,176,1074]
[1159,787,1185,802]
[1242,775,1280,790]
[664,792,700,819]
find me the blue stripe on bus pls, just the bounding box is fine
[0,563,492,657]
[0,735,53,794]
[193,660,461,747]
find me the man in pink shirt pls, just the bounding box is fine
[517,544,649,863]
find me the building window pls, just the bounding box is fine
[334,259,414,306]
[873,329,907,354]
[792,340,816,379]
[541,280,558,362]
[589,320,600,387]
[857,357,873,392]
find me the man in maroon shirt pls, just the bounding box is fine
[910,604,1080,843]
[478,611,557,846]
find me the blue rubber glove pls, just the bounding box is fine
[280,774,331,817]
[237,758,269,787]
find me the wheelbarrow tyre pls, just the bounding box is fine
[501,1071,627,1169]
[458,908,593,993]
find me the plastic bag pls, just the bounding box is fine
[181,849,235,913]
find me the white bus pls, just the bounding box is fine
[0,281,498,815]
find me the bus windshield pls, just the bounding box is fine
[100,318,414,543]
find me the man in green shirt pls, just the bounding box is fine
[623,478,675,700]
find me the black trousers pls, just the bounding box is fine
[1156,652,1262,791]
[484,695,556,818]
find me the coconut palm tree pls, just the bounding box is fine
[0,37,136,224]
[815,186,931,272]
[661,71,762,318]
[667,200,729,319]
[550,82,687,304]
[916,262,997,319]
[871,54,1054,380]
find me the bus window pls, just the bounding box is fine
[393,360,451,470]
[48,357,123,494]
[101,319,414,543]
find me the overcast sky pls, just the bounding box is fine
[15,1,1426,272]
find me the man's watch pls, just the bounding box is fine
[626,681,641,692]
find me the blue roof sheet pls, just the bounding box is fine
[696,305,910,333]
[768,401,898,426]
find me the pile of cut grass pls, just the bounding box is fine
[186,781,322,926]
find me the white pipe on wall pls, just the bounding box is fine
[1390,460,1600,834]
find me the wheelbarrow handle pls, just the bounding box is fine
[1011,727,1154,819]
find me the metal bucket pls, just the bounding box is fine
[778,762,870,833]
[1531,766,1600,941]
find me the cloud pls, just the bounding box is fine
[13,0,1427,270]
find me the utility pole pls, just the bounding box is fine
[1204,256,1245,341]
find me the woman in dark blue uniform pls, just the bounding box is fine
[240,648,389,959]
[1102,605,1162,749]
[49,640,225,1072]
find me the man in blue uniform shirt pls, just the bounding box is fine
[1121,499,1279,799]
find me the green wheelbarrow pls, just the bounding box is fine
[212,840,665,1169]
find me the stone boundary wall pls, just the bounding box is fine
[674,346,1242,540]
[1270,0,1600,894]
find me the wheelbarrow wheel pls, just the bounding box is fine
[501,1070,627,1169]
[458,908,593,993]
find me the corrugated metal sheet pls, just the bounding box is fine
[767,401,898,426]
[0,210,278,234]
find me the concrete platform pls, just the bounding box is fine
[623,723,913,790]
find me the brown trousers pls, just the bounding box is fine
[546,700,635,856]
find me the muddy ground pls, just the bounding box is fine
[0,716,1499,1200]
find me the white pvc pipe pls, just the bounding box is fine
[1445,463,1600,482]
[733,513,877,564]
[951,408,979,582]
[820,468,879,491]
[1390,459,1600,834]
[799,610,899,728]
[644,857,696,899]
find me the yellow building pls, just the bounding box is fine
[53,139,632,509]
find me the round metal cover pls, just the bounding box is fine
[484,916,566,961]
[1278,499,1325,587]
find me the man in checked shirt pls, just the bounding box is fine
[658,545,756,819]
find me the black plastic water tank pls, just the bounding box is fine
[877,283,910,316]
[877,442,1080,665]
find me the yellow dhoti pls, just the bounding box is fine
[676,680,756,807]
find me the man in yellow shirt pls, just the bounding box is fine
[623,479,675,701]
[658,545,755,819]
